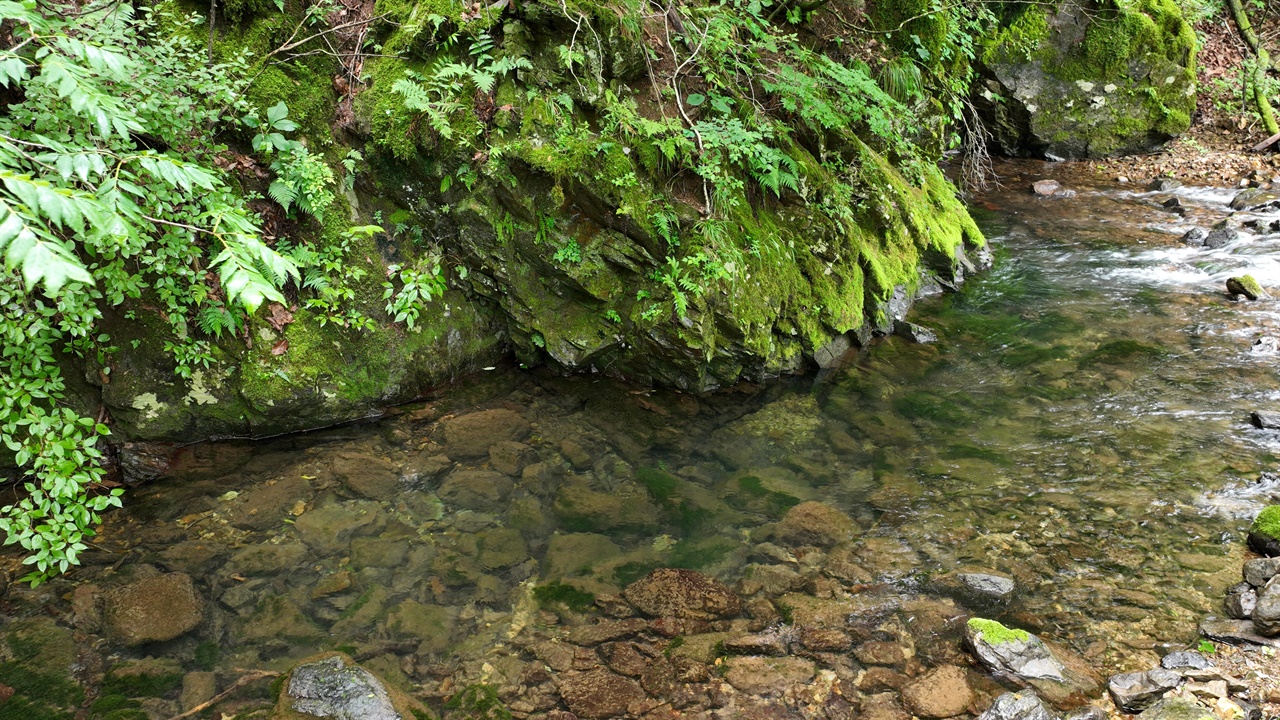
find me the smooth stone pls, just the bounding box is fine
[104,572,204,646]
[894,321,938,344]
[437,469,514,513]
[1033,180,1062,196]
[294,500,385,553]
[1245,558,1280,587]
[1181,228,1208,246]
[977,691,1061,720]
[775,501,858,547]
[935,570,1017,612]
[1160,651,1212,671]
[901,665,974,718]
[1225,582,1258,619]
[1107,668,1181,713]
[723,656,816,696]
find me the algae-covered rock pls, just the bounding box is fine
[977,0,1196,158]
[0,617,84,717]
[1227,276,1268,301]
[966,618,1101,709]
[1249,505,1280,557]
[623,568,740,619]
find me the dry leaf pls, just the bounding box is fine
[271,339,289,356]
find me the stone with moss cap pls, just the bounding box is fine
[966,618,1102,710]
[1249,505,1280,557]
[1227,275,1269,301]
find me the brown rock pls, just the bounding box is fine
[488,440,532,476]
[776,501,859,547]
[853,640,909,667]
[624,569,740,620]
[901,665,974,718]
[724,656,816,696]
[104,572,204,646]
[723,632,788,656]
[181,671,217,712]
[861,692,911,720]
[801,627,851,652]
[602,642,648,676]
[558,669,647,719]
[443,409,530,458]
[331,451,401,500]
[566,619,648,646]
[857,666,908,692]
[1032,179,1062,197]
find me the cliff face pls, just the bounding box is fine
[83,0,1193,443]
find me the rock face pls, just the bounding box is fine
[282,654,418,720]
[104,572,204,646]
[977,0,1195,158]
[623,569,740,620]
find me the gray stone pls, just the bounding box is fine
[286,655,399,720]
[1149,178,1181,192]
[104,572,204,646]
[1064,708,1106,720]
[1251,411,1280,430]
[1033,180,1062,197]
[1244,556,1280,589]
[1199,616,1280,647]
[976,691,1060,720]
[1225,582,1257,619]
[1160,651,1212,671]
[936,571,1016,612]
[1252,576,1280,635]
[1204,228,1238,249]
[966,622,1068,683]
[894,321,938,344]
[1107,668,1181,713]
[1135,697,1215,720]
[1181,228,1208,246]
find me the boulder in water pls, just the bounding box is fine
[1224,582,1257,619]
[1227,276,1268,301]
[441,408,530,458]
[1230,188,1280,212]
[1149,177,1181,192]
[976,691,1060,720]
[1203,228,1239,249]
[1249,506,1280,556]
[894,320,938,344]
[901,665,974,718]
[623,568,740,620]
[1252,576,1280,636]
[1033,180,1063,197]
[933,570,1017,613]
[1181,228,1208,246]
[1250,412,1280,431]
[775,501,859,547]
[104,571,204,646]
[965,618,1100,709]
[280,653,427,720]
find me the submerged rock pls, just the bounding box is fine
[104,571,204,646]
[623,569,740,620]
[1106,668,1181,713]
[775,501,859,547]
[977,691,1060,720]
[557,669,647,718]
[901,665,974,718]
[934,570,1017,612]
[442,408,530,458]
[894,320,939,344]
[281,654,426,720]
[965,618,1100,709]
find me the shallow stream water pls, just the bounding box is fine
[8,160,1280,713]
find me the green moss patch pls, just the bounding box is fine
[1252,506,1280,541]
[967,617,1030,644]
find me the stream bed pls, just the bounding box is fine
[6,160,1280,718]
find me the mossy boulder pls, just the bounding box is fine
[1250,505,1280,557]
[1227,275,1268,301]
[0,617,83,720]
[977,0,1196,158]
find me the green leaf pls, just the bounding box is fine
[686,93,705,107]
[266,101,289,125]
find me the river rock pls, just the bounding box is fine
[901,665,974,718]
[442,408,530,458]
[1181,228,1208,246]
[104,572,204,646]
[294,500,385,553]
[977,691,1060,720]
[1160,652,1212,671]
[1033,180,1062,197]
[1204,228,1238,249]
[894,320,938,344]
[1250,412,1280,431]
[557,669,647,718]
[1149,178,1181,192]
[723,656,816,696]
[1252,576,1280,635]
[488,440,532,475]
[438,469,514,512]
[181,671,217,712]
[282,654,424,720]
[1198,616,1280,647]
[384,600,453,651]
[1225,582,1258,619]
[476,527,529,569]
[965,618,1100,709]
[1065,708,1106,720]
[225,542,307,576]
[1107,668,1181,713]
[775,500,858,547]
[1227,276,1268,301]
[331,451,401,500]
[553,477,662,533]
[1244,558,1280,587]
[1248,505,1280,556]
[544,532,622,577]
[1230,188,1280,212]
[623,569,740,619]
[1135,697,1215,720]
[934,570,1017,612]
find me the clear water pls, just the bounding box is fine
[7,160,1280,689]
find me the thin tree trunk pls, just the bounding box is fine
[1227,0,1280,135]
[207,0,216,65]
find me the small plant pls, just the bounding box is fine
[383,255,447,330]
[1197,639,1216,654]
[244,102,335,221]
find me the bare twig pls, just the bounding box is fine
[165,669,280,720]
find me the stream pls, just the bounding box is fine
[6,160,1280,716]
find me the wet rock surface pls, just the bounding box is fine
[103,570,204,646]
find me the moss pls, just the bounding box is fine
[443,684,511,720]
[967,617,1030,644]
[532,582,595,612]
[0,663,83,707]
[1252,506,1280,541]
[194,641,221,671]
[101,668,183,698]
[668,537,736,570]
[1079,339,1166,366]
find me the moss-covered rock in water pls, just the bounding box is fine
[977,0,1196,158]
[1250,505,1280,556]
[1227,275,1268,301]
[0,618,83,720]
[965,617,1030,645]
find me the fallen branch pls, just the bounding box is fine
[165,669,280,720]
[1252,130,1280,153]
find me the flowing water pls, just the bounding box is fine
[8,160,1280,711]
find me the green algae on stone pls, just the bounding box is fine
[1227,275,1267,301]
[966,618,1030,644]
[1252,506,1280,541]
